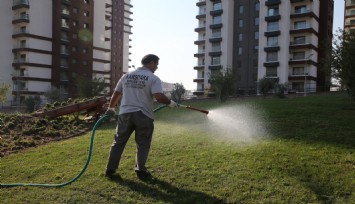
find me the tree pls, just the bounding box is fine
[330,29,355,101]
[0,83,10,104]
[171,83,186,103]
[258,77,276,96]
[44,86,63,103]
[209,67,237,102]
[24,96,42,113]
[76,76,109,98]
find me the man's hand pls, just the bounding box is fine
[168,100,177,108]
[106,107,116,117]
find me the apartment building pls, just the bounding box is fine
[0,0,132,106]
[193,0,333,96]
[344,0,355,32]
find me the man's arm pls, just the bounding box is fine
[108,91,122,108]
[153,93,177,108]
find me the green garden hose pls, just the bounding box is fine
[0,114,110,188]
[1,106,168,188]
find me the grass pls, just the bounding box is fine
[0,92,354,203]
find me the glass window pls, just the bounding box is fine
[213,2,222,10]
[266,51,278,62]
[238,47,242,55]
[255,2,260,11]
[292,52,305,60]
[268,7,279,16]
[239,5,244,14]
[294,21,307,29]
[267,21,279,31]
[239,33,243,41]
[212,29,221,38]
[292,67,304,75]
[239,19,243,27]
[255,31,259,40]
[267,36,278,47]
[266,67,277,77]
[295,5,307,14]
[255,17,259,25]
[212,16,221,24]
[84,11,89,16]
[293,36,306,44]
[211,42,221,52]
[211,56,220,65]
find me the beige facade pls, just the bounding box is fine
[0,0,132,106]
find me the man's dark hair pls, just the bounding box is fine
[141,54,159,65]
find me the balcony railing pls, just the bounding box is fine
[13,13,29,21]
[13,0,29,6]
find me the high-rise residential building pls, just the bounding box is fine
[193,0,334,96]
[0,0,132,106]
[344,0,355,33]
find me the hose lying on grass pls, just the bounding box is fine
[0,104,207,188]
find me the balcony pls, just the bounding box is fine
[291,10,319,21]
[193,78,204,83]
[196,0,206,6]
[194,64,205,70]
[194,38,205,45]
[265,0,281,6]
[208,65,222,70]
[12,0,29,10]
[12,13,29,24]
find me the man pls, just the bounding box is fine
[105,54,177,180]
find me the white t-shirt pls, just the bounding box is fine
[114,67,163,119]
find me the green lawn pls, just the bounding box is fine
[1,93,354,203]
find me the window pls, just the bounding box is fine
[266,52,278,62]
[212,29,221,38]
[73,8,78,14]
[20,40,26,48]
[72,59,77,64]
[255,17,259,25]
[61,31,68,41]
[73,20,78,27]
[292,67,304,75]
[211,56,220,65]
[268,7,279,16]
[294,21,307,29]
[84,0,89,4]
[238,47,242,55]
[239,33,243,41]
[292,52,305,60]
[293,36,306,44]
[83,23,89,28]
[72,46,77,52]
[267,36,278,47]
[83,48,88,53]
[60,45,68,54]
[84,11,89,16]
[295,5,307,14]
[213,2,222,10]
[83,60,87,65]
[267,21,279,31]
[255,2,260,11]
[239,19,243,27]
[239,5,243,14]
[254,45,259,54]
[212,16,221,24]
[254,31,259,40]
[211,42,221,52]
[266,67,277,77]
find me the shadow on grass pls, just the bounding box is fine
[110,176,226,204]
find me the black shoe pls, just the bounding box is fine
[105,169,116,178]
[135,170,152,181]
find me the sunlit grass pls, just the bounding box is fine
[1,92,354,203]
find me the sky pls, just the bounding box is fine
[129,0,345,91]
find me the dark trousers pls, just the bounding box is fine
[106,111,154,172]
